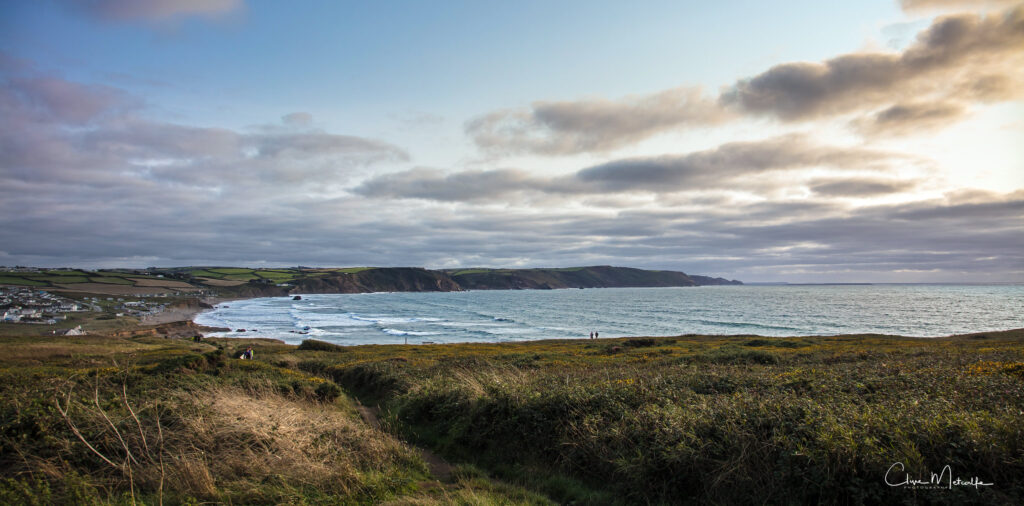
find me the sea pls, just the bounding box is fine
[193,284,1024,345]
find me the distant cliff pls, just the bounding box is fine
[444,266,740,290]
[291,267,461,294]
[192,265,740,297]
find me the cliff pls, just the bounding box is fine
[190,265,741,296]
[446,266,703,290]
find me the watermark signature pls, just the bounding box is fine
[885,462,994,490]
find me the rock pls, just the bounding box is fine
[293,295,302,300]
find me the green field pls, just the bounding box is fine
[333,267,375,274]
[207,268,256,275]
[185,269,227,278]
[0,275,46,286]
[88,276,135,285]
[255,271,297,282]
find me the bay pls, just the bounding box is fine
[193,284,1024,345]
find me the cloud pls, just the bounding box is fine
[850,101,968,136]
[2,153,1020,281]
[722,7,1024,120]
[65,0,243,21]
[355,167,538,202]
[900,0,1023,13]
[468,7,1024,155]
[356,135,921,202]
[808,178,920,196]
[281,112,313,126]
[466,86,728,155]
[0,63,408,190]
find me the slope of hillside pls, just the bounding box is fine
[446,266,707,290]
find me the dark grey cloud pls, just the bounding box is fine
[722,7,1024,120]
[2,169,1020,282]
[900,0,1023,13]
[356,168,538,202]
[356,136,920,201]
[808,178,920,197]
[64,0,243,21]
[851,102,967,136]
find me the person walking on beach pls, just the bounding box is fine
[594,331,599,339]
[589,331,594,339]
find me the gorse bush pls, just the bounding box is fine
[297,338,348,352]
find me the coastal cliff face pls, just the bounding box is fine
[203,265,741,297]
[447,265,702,290]
[291,267,461,294]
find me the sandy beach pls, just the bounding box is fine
[140,296,233,325]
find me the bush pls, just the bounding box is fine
[621,338,657,348]
[298,339,347,352]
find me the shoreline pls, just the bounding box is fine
[140,295,240,326]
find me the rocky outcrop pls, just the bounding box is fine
[689,275,743,286]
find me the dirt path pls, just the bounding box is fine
[356,404,453,482]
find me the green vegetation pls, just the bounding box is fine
[1,270,157,288]
[289,331,1024,505]
[0,275,46,286]
[88,276,135,285]
[255,271,297,282]
[3,324,1021,504]
[0,332,555,504]
[40,275,91,284]
[334,267,376,274]
[206,268,256,275]
[4,266,737,299]
[184,269,227,279]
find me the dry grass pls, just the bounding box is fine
[97,381,422,501]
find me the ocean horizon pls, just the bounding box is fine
[195,284,1024,345]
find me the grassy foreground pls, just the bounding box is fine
[2,328,1022,504]
[0,334,551,504]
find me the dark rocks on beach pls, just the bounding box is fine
[293,295,302,300]
[236,328,246,332]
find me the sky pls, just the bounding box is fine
[1,0,1022,283]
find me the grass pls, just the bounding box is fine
[334,267,376,274]
[3,317,1020,504]
[0,331,554,504]
[0,275,46,286]
[254,271,297,282]
[206,268,256,275]
[286,331,1024,505]
[87,277,135,285]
